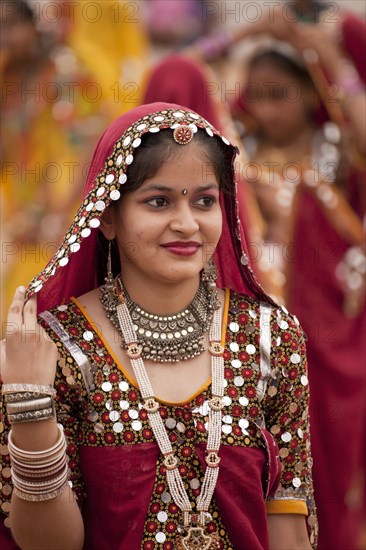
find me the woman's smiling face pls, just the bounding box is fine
[103,143,223,285]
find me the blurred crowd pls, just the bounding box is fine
[1,1,365,549]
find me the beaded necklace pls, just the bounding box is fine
[100,277,225,549]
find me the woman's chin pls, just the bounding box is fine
[155,264,202,284]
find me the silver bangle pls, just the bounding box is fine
[5,391,53,403]
[10,451,67,470]
[8,406,55,424]
[6,396,53,414]
[11,466,69,492]
[2,383,56,397]
[8,423,70,501]
[8,424,65,459]
[11,455,68,478]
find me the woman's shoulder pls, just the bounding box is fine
[37,295,98,394]
[227,288,307,341]
[226,288,277,314]
[37,295,90,348]
[38,288,99,326]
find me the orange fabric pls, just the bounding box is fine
[266,499,308,516]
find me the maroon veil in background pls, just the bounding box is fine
[289,13,366,550]
[232,13,366,549]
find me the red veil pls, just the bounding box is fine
[142,55,222,129]
[25,102,275,313]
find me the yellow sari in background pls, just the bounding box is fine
[1,0,148,331]
[1,54,108,331]
[68,0,148,119]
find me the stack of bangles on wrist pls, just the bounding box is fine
[2,384,70,501]
[7,424,69,501]
[2,383,56,423]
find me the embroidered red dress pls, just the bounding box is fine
[1,103,317,549]
[1,289,317,549]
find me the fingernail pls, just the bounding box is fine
[18,286,26,293]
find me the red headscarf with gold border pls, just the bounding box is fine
[26,102,275,312]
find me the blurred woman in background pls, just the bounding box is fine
[232,18,365,550]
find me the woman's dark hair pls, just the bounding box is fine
[96,128,234,284]
[248,49,314,89]
[122,128,232,195]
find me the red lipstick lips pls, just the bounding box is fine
[161,241,201,256]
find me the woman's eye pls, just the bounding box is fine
[146,197,169,207]
[196,196,216,207]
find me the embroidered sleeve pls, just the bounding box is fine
[39,308,89,504]
[263,306,318,547]
[52,357,86,504]
[0,390,14,538]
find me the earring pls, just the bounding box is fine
[105,239,114,289]
[240,252,249,266]
[201,257,217,290]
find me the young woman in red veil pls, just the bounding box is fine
[1,103,317,549]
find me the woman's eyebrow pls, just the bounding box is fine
[139,183,219,193]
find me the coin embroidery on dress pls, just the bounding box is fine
[0,291,318,545]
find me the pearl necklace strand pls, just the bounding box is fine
[113,278,225,534]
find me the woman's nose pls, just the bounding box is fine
[169,203,199,234]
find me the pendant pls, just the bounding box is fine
[175,526,220,550]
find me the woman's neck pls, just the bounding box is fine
[119,271,201,315]
[260,124,317,163]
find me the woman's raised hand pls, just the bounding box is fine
[232,6,297,47]
[0,286,58,386]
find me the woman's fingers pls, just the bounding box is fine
[23,294,37,327]
[6,286,26,330]
[2,287,58,386]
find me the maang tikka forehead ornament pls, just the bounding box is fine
[25,108,234,301]
[173,124,194,144]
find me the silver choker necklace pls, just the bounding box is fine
[100,275,220,362]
